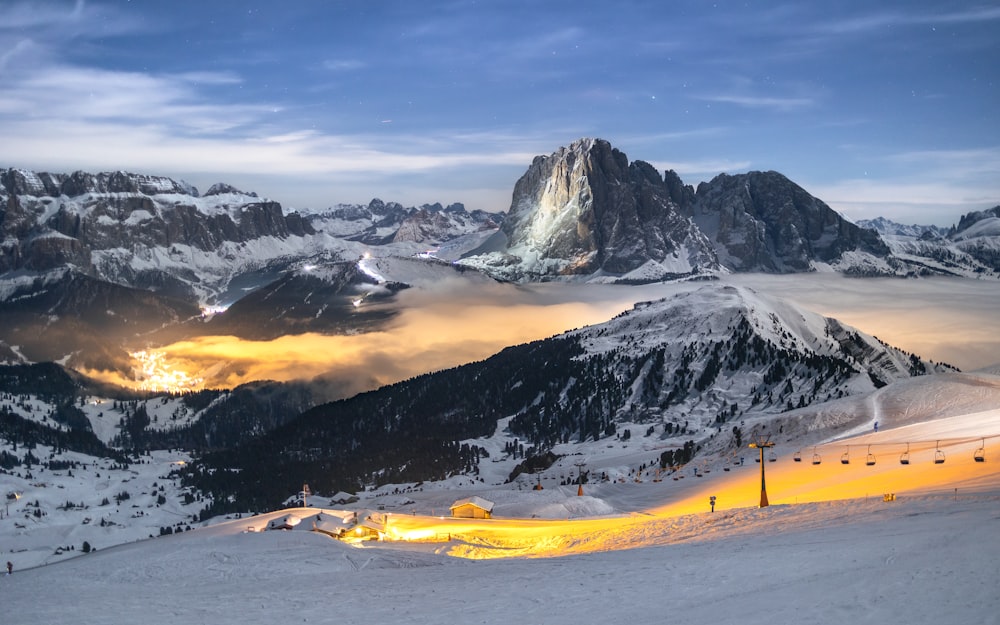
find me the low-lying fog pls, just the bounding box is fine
[112,274,1000,397]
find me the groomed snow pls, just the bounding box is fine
[2,495,996,624]
[2,396,998,624]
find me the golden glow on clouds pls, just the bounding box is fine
[83,275,998,393]
[130,350,205,393]
[92,282,643,394]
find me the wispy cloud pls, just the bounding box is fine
[696,94,815,112]
[810,177,998,226]
[0,64,266,134]
[883,147,1000,179]
[322,59,367,72]
[817,5,1000,35]
[0,0,144,39]
[0,0,86,30]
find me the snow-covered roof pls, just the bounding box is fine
[267,514,301,530]
[450,496,494,512]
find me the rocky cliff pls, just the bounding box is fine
[471,138,717,281]
[460,138,896,281]
[691,170,890,272]
[0,168,320,299]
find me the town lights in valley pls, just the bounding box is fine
[131,350,205,393]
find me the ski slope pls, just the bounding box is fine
[3,377,998,624]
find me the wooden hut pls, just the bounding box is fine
[449,496,494,519]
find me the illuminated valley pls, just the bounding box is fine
[130,350,206,393]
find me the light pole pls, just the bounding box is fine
[574,461,586,496]
[748,436,775,507]
[5,492,20,517]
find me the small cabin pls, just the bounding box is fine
[330,491,359,505]
[449,496,494,519]
[349,517,385,541]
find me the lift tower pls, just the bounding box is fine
[748,436,775,508]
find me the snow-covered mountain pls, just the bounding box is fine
[858,207,1000,278]
[0,167,503,376]
[168,283,956,518]
[691,170,890,273]
[856,216,947,239]
[308,198,503,246]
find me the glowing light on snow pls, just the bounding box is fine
[130,350,205,393]
[200,304,229,317]
[357,256,385,283]
[354,411,1000,560]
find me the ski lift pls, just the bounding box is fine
[866,445,876,466]
[811,448,822,465]
[900,443,910,465]
[974,439,985,463]
[768,451,777,462]
[934,441,945,464]
[793,451,802,462]
[840,448,850,465]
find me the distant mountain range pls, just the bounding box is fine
[1,137,997,384]
[857,208,1000,276]
[0,139,995,540]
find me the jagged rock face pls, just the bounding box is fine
[0,168,197,197]
[311,198,503,245]
[953,206,1000,237]
[0,169,316,286]
[857,217,946,239]
[692,171,890,272]
[500,138,717,277]
[392,203,501,244]
[205,182,257,197]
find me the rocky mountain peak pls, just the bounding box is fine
[953,206,1000,237]
[0,168,198,198]
[461,138,907,281]
[690,170,889,272]
[205,183,257,197]
[484,137,717,280]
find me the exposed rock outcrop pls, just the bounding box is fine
[490,138,717,279]
[691,170,890,272]
[462,138,900,281]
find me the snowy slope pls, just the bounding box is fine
[2,419,997,625]
[3,367,997,568]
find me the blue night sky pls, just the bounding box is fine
[1,0,997,225]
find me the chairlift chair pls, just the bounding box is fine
[811,449,822,465]
[974,439,985,463]
[900,443,910,465]
[768,451,777,462]
[866,445,876,466]
[840,449,850,465]
[934,442,945,464]
[793,451,802,462]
